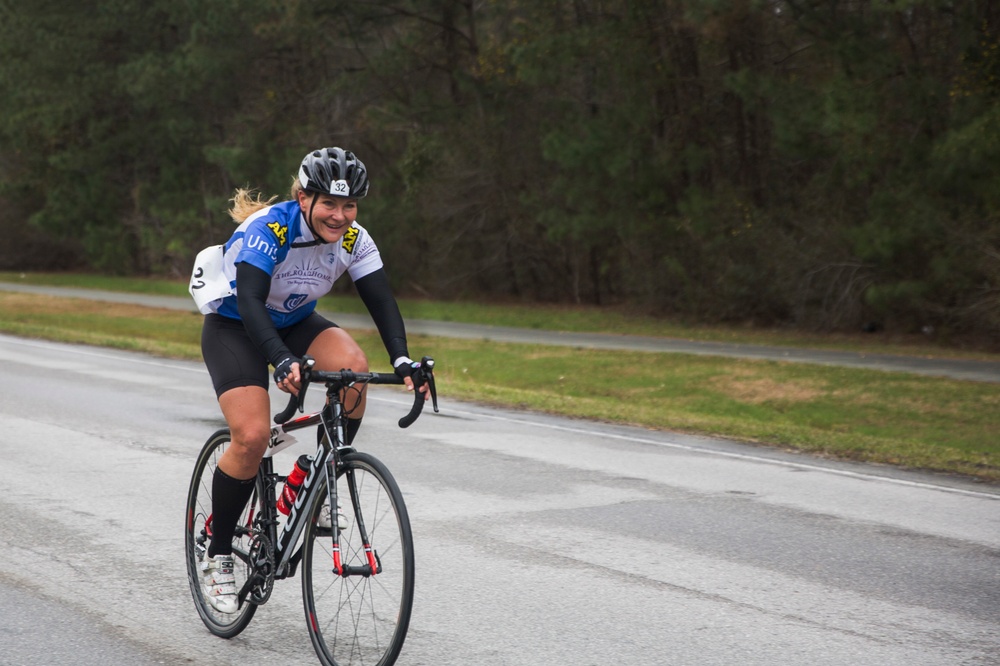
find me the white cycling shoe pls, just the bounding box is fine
[318,502,348,530]
[201,553,238,614]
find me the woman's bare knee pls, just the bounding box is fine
[217,386,271,477]
[343,348,369,373]
[218,421,269,478]
[308,328,369,372]
[229,421,270,453]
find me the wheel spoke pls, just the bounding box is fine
[302,452,414,665]
[184,430,260,637]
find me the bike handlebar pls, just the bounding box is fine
[273,356,438,428]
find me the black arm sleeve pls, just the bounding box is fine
[354,268,409,364]
[236,261,293,368]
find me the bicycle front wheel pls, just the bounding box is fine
[302,451,415,666]
[185,429,261,638]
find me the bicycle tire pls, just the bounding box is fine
[184,429,261,638]
[301,450,415,666]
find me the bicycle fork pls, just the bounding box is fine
[328,460,381,577]
[318,401,381,578]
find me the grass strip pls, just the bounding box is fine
[2,272,998,360]
[1,291,997,483]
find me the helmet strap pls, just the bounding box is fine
[302,193,327,245]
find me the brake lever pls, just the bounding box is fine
[297,356,315,412]
[421,356,439,414]
[273,356,315,424]
[398,356,438,428]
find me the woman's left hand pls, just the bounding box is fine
[396,357,431,401]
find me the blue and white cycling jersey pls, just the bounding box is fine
[205,200,383,328]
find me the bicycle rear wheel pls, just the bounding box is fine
[185,429,261,638]
[302,451,415,666]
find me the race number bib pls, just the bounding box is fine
[189,245,233,314]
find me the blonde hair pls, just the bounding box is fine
[228,188,279,223]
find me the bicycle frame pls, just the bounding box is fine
[236,380,378,605]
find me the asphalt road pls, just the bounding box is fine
[0,335,997,665]
[2,281,999,383]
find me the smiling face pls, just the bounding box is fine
[297,190,358,243]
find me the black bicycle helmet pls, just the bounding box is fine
[298,147,370,198]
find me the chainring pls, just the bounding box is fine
[247,530,275,604]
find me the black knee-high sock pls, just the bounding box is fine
[345,417,363,446]
[320,417,363,446]
[208,467,256,557]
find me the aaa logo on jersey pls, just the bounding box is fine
[267,221,288,247]
[341,226,359,254]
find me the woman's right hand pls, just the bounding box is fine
[273,356,303,395]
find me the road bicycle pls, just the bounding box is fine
[185,355,437,666]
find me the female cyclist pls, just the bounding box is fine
[194,147,428,613]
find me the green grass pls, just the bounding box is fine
[3,271,997,360]
[430,337,999,479]
[1,288,998,483]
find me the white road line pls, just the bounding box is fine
[428,403,1000,501]
[8,334,995,501]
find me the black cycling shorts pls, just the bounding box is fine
[201,312,338,397]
